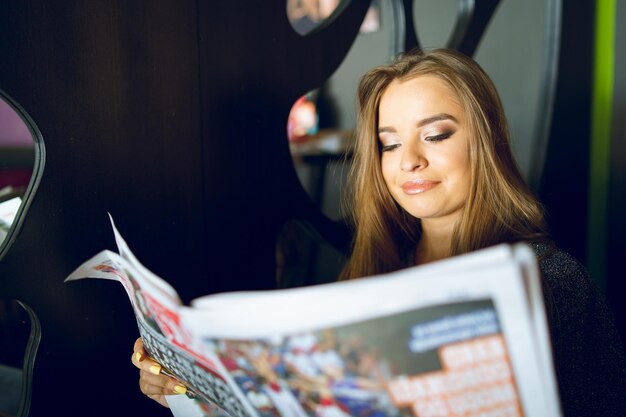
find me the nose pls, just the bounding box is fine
[400,142,427,172]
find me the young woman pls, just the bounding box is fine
[340,48,547,278]
[132,49,626,416]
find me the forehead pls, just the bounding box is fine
[378,75,463,123]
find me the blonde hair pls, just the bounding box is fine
[340,48,547,280]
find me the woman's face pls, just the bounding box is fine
[378,75,471,226]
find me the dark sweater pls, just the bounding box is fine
[530,242,626,417]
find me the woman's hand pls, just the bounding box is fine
[131,337,188,408]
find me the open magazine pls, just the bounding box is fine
[65,215,562,417]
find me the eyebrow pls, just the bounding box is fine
[417,113,458,127]
[377,113,458,134]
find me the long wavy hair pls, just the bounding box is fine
[340,48,548,280]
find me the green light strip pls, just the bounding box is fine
[588,0,616,290]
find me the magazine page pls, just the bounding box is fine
[64,250,252,417]
[183,301,524,417]
[180,246,560,417]
[189,242,560,416]
[64,250,179,315]
[510,245,560,412]
[107,212,181,300]
[65,218,561,417]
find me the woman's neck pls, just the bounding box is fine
[415,219,455,265]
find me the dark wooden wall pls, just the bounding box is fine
[0,1,367,415]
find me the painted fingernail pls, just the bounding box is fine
[135,351,144,362]
[149,364,161,375]
[173,384,187,395]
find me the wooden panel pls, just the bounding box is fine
[0,2,204,415]
[0,1,368,415]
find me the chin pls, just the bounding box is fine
[405,209,437,220]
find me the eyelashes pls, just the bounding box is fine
[380,130,455,152]
[381,144,401,152]
[425,131,454,142]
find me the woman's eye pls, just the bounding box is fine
[425,131,454,142]
[381,143,401,152]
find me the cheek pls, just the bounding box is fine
[452,156,471,194]
[442,149,470,178]
[458,172,471,198]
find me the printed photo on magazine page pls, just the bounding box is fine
[190,299,522,417]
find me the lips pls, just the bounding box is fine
[401,179,440,195]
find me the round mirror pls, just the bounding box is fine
[287,0,345,35]
[279,0,386,287]
[0,91,43,255]
[287,0,381,36]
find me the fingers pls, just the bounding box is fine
[139,369,185,394]
[131,338,188,396]
[139,369,170,395]
[131,344,152,371]
[140,370,187,393]
[131,351,167,383]
[138,368,183,409]
[133,337,145,356]
[131,352,161,375]
[132,338,147,368]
